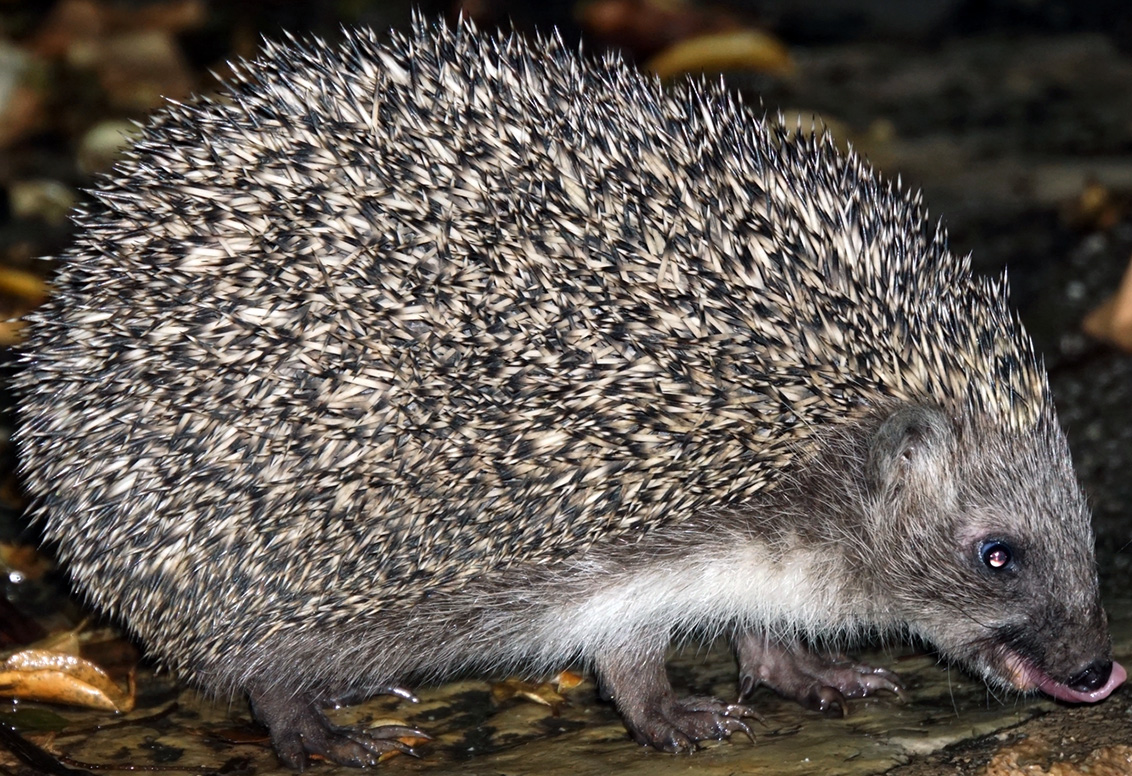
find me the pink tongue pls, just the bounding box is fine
[1034,661,1127,703]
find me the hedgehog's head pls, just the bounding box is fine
[861,403,1124,702]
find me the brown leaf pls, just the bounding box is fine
[553,669,584,690]
[0,649,136,713]
[646,29,792,79]
[490,678,567,710]
[111,0,206,34]
[1063,180,1125,232]
[0,83,48,150]
[0,264,45,301]
[0,319,28,348]
[1082,252,1132,351]
[579,0,741,60]
[97,30,194,111]
[0,544,52,582]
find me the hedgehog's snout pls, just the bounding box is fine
[1068,659,1112,692]
[1000,645,1126,703]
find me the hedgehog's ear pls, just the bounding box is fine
[865,405,956,504]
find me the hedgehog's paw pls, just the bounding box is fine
[249,688,428,770]
[734,633,903,716]
[627,695,758,752]
[275,716,426,770]
[596,647,760,753]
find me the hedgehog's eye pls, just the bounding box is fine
[979,540,1014,571]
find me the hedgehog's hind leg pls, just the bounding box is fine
[594,645,758,752]
[733,633,903,716]
[248,685,428,770]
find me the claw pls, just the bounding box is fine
[597,648,761,755]
[737,673,756,703]
[374,738,418,758]
[729,716,757,744]
[809,686,847,717]
[626,696,761,751]
[249,687,431,769]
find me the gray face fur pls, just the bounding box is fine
[14,15,1123,769]
[857,405,1110,695]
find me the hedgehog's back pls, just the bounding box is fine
[16,20,1047,662]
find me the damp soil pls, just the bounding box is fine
[14,614,1130,776]
[3,5,1132,776]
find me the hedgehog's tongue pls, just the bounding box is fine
[1017,660,1127,703]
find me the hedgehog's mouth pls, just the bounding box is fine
[1003,652,1126,703]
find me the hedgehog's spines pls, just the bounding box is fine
[16,16,1054,693]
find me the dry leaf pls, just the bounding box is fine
[0,319,27,348]
[491,678,567,710]
[1064,180,1125,232]
[553,669,583,690]
[579,0,741,59]
[0,544,52,582]
[97,29,193,111]
[646,29,792,79]
[31,0,106,60]
[1082,252,1132,351]
[368,720,429,763]
[0,648,135,712]
[0,83,48,150]
[0,266,50,348]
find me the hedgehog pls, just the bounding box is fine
[15,15,1125,770]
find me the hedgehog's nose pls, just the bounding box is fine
[1068,660,1113,692]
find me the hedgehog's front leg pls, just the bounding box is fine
[248,684,428,770]
[733,633,903,716]
[594,644,758,752]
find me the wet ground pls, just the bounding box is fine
[25,610,1131,775]
[3,9,1132,776]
